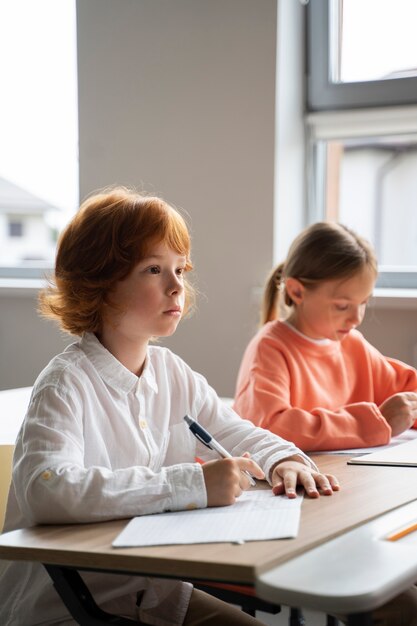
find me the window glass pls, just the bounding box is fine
[0,0,78,276]
[307,1,417,288]
[8,221,24,239]
[311,133,417,284]
[334,0,417,84]
[307,0,417,110]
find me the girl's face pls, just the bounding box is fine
[104,241,187,345]
[287,266,376,342]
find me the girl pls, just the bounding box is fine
[234,221,417,452]
[0,188,339,626]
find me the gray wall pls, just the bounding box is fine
[76,0,276,396]
[0,292,71,390]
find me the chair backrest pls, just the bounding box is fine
[0,445,14,531]
[0,386,32,532]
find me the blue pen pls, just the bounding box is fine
[184,414,256,486]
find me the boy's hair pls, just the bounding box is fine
[261,222,378,325]
[39,186,195,335]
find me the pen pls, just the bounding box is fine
[184,414,256,487]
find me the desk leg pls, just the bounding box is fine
[44,564,138,625]
[347,614,373,626]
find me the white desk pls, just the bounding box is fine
[257,498,417,616]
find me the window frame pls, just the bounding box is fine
[307,0,417,112]
[306,0,417,289]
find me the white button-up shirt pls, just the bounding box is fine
[0,333,313,626]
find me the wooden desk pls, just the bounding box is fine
[1,455,417,624]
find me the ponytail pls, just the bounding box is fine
[260,263,285,325]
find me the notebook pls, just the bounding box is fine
[112,490,303,547]
[348,436,417,467]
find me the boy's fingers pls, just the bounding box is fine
[325,473,340,491]
[236,456,265,479]
[272,481,285,496]
[314,474,334,495]
[296,470,319,498]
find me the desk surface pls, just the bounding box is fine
[1,455,417,586]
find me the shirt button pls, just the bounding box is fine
[186,502,198,510]
[139,419,147,429]
[41,470,52,481]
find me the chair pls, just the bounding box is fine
[0,386,31,531]
[0,445,14,531]
[193,580,339,625]
[192,580,282,617]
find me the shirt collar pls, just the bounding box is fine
[79,333,158,395]
[283,320,331,345]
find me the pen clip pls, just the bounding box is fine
[193,433,213,450]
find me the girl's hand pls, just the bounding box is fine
[271,459,340,499]
[379,392,417,437]
[202,455,265,507]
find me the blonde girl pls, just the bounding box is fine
[234,222,417,452]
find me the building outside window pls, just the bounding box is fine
[0,0,78,279]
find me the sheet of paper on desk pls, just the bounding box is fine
[112,490,303,548]
[313,429,417,456]
[347,435,417,467]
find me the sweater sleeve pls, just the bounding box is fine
[364,339,417,429]
[365,340,417,400]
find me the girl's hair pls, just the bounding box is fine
[261,222,378,325]
[39,186,195,335]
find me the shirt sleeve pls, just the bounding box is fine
[188,369,317,482]
[13,385,207,525]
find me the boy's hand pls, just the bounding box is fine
[379,392,417,437]
[271,459,340,499]
[202,455,265,507]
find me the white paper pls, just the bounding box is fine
[312,428,417,457]
[112,490,303,548]
[348,436,417,467]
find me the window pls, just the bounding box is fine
[307,0,417,111]
[306,0,417,288]
[8,220,23,238]
[0,0,78,279]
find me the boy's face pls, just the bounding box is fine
[287,266,376,342]
[104,241,186,345]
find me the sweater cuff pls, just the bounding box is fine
[166,463,207,511]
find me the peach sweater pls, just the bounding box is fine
[234,321,417,451]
